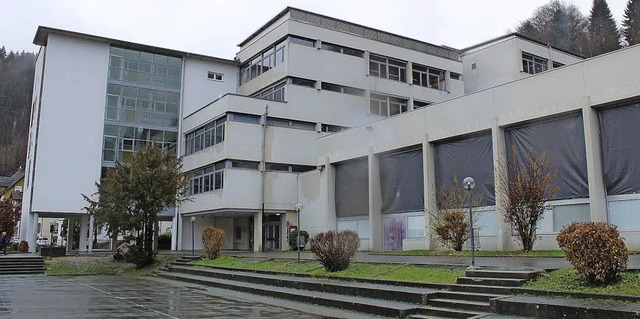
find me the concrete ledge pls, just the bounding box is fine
[493,296,640,319]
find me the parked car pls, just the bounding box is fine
[9,237,20,244]
[36,237,49,247]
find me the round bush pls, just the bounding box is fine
[556,222,628,284]
[309,230,360,272]
[202,227,227,259]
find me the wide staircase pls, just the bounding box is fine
[155,257,540,318]
[0,255,45,275]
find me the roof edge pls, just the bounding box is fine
[461,32,584,59]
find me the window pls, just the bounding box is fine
[321,82,365,96]
[552,61,565,68]
[369,53,407,82]
[321,42,364,58]
[450,72,462,80]
[228,112,260,124]
[413,100,431,108]
[288,35,315,47]
[189,161,225,195]
[406,215,426,238]
[266,117,315,131]
[370,93,408,117]
[522,52,548,74]
[288,77,316,88]
[321,124,346,133]
[184,116,226,155]
[240,38,287,85]
[108,46,181,90]
[207,72,223,81]
[264,163,315,173]
[253,81,285,102]
[231,160,260,170]
[102,124,177,163]
[412,63,446,91]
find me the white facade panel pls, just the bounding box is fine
[182,57,238,117]
[31,33,108,214]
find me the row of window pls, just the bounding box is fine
[522,52,565,75]
[240,38,287,85]
[252,82,285,102]
[109,47,182,90]
[102,124,178,163]
[370,93,408,117]
[321,82,366,96]
[230,160,315,173]
[105,83,179,127]
[368,53,451,91]
[189,161,225,195]
[184,112,346,156]
[184,116,226,155]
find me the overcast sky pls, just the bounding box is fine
[2,0,628,58]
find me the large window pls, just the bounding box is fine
[379,148,424,214]
[369,53,407,82]
[109,47,182,90]
[189,161,225,195]
[370,93,408,117]
[335,158,369,218]
[321,42,364,58]
[105,83,179,127]
[522,52,548,74]
[184,116,226,155]
[252,81,285,102]
[412,63,446,91]
[102,124,177,163]
[240,39,286,85]
[321,82,365,96]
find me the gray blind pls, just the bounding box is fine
[599,103,640,195]
[380,148,424,214]
[335,158,369,217]
[434,134,495,205]
[505,113,588,200]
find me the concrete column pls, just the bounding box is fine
[407,61,414,86]
[423,134,438,250]
[253,212,263,252]
[66,217,75,252]
[171,209,179,251]
[324,156,337,232]
[582,97,608,221]
[368,147,383,251]
[88,215,94,253]
[492,117,512,250]
[27,212,38,253]
[79,215,89,252]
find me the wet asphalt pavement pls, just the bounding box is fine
[0,275,327,319]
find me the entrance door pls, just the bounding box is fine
[262,214,281,251]
[383,216,406,251]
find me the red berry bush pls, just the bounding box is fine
[556,222,628,284]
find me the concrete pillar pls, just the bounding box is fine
[27,212,38,253]
[79,215,89,252]
[153,222,159,251]
[582,97,608,221]
[492,117,512,250]
[324,156,337,232]
[407,61,414,86]
[368,147,383,251]
[423,134,438,250]
[253,212,263,252]
[171,209,179,251]
[66,217,75,252]
[88,215,94,253]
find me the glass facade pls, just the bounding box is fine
[102,46,181,166]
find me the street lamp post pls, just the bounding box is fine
[463,177,476,268]
[294,203,303,264]
[190,216,196,256]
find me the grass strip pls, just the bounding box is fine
[523,268,640,297]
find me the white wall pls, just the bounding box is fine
[30,33,108,214]
[182,57,238,117]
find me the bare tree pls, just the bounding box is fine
[498,148,558,251]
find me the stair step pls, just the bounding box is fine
[412,305,486,319]
[428,298,491,312]
[433,291,505,302]
[457,277,526,287]
[465,269,540,280]
[449,284,515,295]
[157,271,418,318]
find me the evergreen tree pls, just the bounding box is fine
[0,46,6,61]
[622,0,640,45]
[588,0,621,55]
[516,0,590,56]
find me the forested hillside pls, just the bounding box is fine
[0,47,36,176]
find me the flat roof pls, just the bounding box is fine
[33,26,238,65]
[461,32,584,59]
[238,7,461,61]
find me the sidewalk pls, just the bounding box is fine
[219,250,640,271]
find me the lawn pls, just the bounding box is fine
[192,256,464,284]
[382,250,567,257]
[523,268,640,297]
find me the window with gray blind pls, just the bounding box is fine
[599,103,640,195]
[379,148,424,214]
[335,158,369,217]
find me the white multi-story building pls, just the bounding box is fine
[21,7,640,252]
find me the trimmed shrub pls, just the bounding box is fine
[11,243,18,251]
[158,232,171,250]
[557,222,628,284]
[288,230,309,251]
[309,230,360,272]
[18,240,28,252]
[202,227,227,259]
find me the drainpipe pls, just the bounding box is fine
[260,105,269,251]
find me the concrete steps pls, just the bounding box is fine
[0,256,45,275]
[456,269,540,288]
